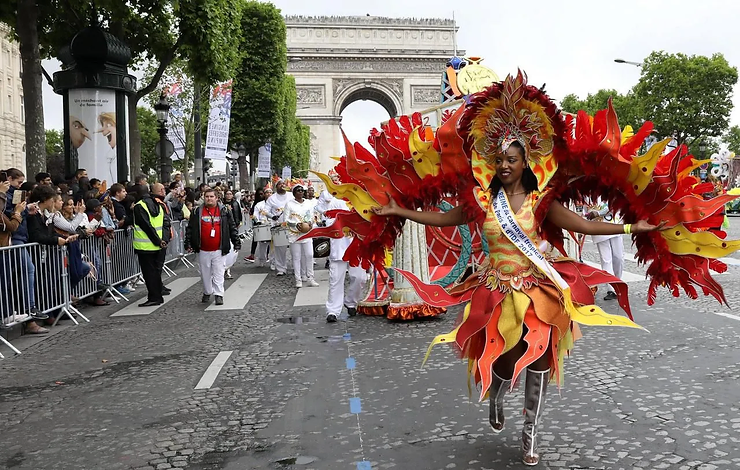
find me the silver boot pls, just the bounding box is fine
[488,371,511,433]
[521,368,550,466]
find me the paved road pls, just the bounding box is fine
[1,233,740,470]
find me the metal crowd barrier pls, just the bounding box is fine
[1,244,87,357]
[164,220,194,274]
[1,221,199,357]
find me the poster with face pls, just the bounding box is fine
[68,89,120,184]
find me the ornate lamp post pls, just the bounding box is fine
[53,27,137,182]
[154,94,172,183]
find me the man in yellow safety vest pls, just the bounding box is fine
[132,184,167,307]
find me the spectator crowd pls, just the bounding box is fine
[1,166,253,336]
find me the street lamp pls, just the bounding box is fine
[154,93,172,183]
[699,142,707,158]
[614,58,642,67]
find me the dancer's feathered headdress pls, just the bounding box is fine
[464,70,567,191]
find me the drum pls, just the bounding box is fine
[271,227,290,247]
[253,224,271,242]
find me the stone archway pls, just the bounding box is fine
[333,80,402,118]
[286,15,463,173]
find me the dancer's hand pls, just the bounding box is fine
[371,197,399,217]
[631,219,666,234]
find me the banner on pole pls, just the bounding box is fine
[257,143,272,178]
[204,80,233,161]
[164,81,186,160]
[281,166,292,181]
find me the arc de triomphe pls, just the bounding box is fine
[286,15,462,173]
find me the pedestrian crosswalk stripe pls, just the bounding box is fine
[580,260,644,283]
[194,350,233,389]
[623,251,740,269]
[710,311,740,321]
[110,277,200,317]
[293,269,330,307]
[205,274,267,311]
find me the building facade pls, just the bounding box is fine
[0,23,25,171]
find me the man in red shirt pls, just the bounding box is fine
[185,189,241,305]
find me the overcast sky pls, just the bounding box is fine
[42,0,740,156]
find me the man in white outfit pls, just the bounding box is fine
[284,184,319,288]
[316,191,367,323]
[264,180,293,276]
[585,198,623,301]
[251,186,272,267]
[185,189,241,305]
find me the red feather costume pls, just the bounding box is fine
[301,71,740,397]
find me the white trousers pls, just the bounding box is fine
[326,260,367,315]
[273,245,288,274]
[198,250,225,296]
[596,236,624,293]
[290,241,314,282]
[255,241,270,266]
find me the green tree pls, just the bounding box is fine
[44,129,64,178]
[560,89,642,128]
[724,125,740,153]
[45,129,63,156]
[137,106,160,177]
[144,60,209,185]
[2,0,242,179]
[293,121,311,178]
[633,51,738,146]
[229,2,287,188]
[0,1,46,177]
[270,75,298,172]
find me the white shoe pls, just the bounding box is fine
[270,263,276,271]
[306,279,319,287]
[277,272,285,277]
[295,280,303,288]
[225,269,233,279]
[326,313,338,323]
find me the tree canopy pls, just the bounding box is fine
[633,51,738,146]
[229,1,287,188]
[2,0,243,179]
[560,89,641,129]
[724,125,740,153]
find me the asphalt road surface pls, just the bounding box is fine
[2,225,740,470]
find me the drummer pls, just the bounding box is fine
[251,185,273,268]
[284,184,319,288]
[264,179,293,276]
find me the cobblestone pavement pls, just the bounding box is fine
[1,222,740,470]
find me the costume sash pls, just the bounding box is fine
[491,188,643,330]
[492,189,569,291]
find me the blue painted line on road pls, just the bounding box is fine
[343,333,351,340]
[357,460,372,470]
[349,397,362,414]
[346,357,356,370]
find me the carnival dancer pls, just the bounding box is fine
[316,191,367,322]
[373,138,660,467]
[264,179,293,276]
[304,72,740,466]
[185,189,241,306]
[251,185,273,267]
[584,197,624,300]
[283,184,319,288]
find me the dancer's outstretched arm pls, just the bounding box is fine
[547,201,664,235]
[372,198,467,227]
